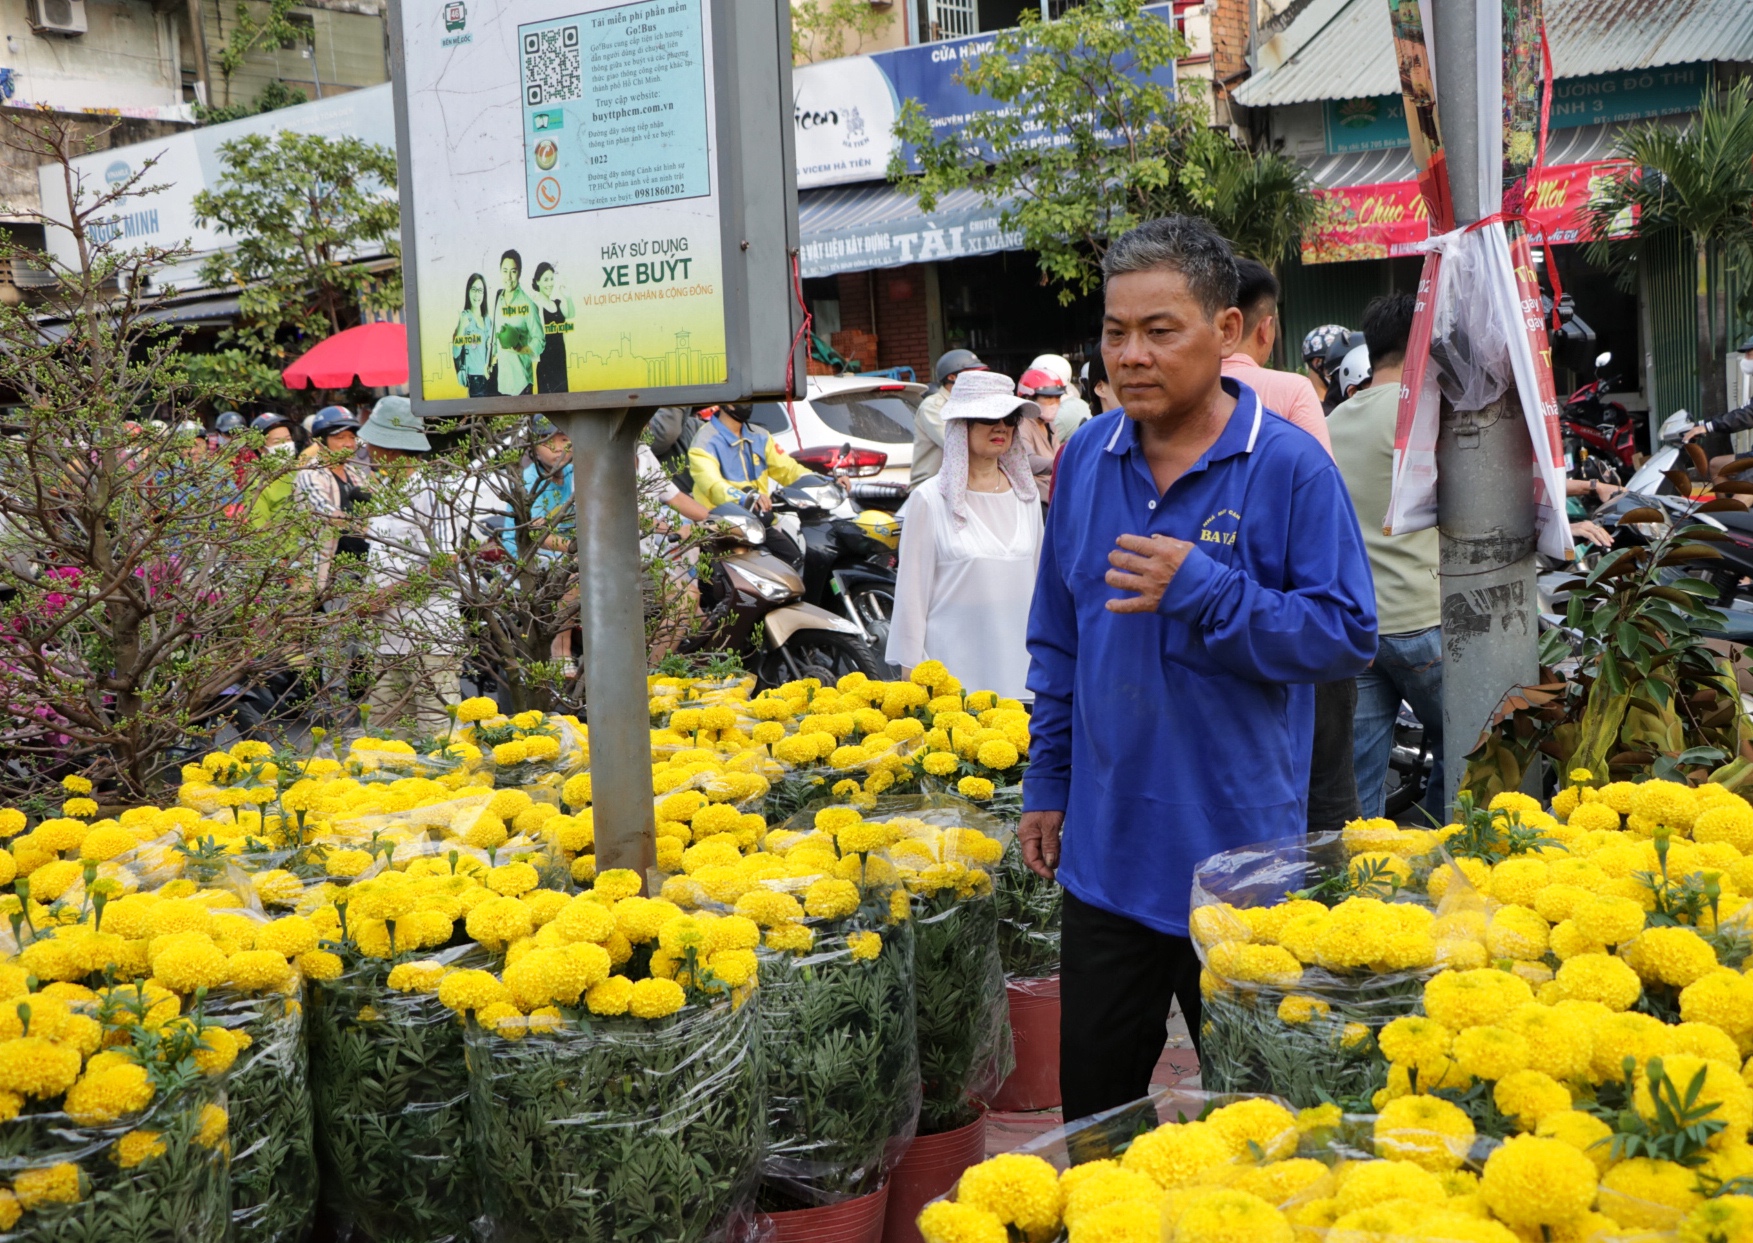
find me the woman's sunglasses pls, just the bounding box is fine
[969,413,1021,428]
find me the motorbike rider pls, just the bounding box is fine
[688,402,811,511]
[910,349,988,488]
[295,406,374,591]
[1682,334,1753,448]
[1301,324,1352,412]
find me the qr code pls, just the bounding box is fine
[523,26,581,106]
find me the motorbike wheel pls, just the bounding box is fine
[846,587,898,677]
[759,631,882,688]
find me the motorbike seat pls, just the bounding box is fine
[1706,507,1753,535]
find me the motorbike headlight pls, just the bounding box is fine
[727,562,791,602]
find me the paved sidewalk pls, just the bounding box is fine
[984,1002,1198,1157]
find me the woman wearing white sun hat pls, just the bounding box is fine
[886,370,1045,700]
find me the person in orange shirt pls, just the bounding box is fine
[1219,258,1331,456]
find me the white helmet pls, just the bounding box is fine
[1335,343,1372,398]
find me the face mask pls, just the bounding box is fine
[267,441,296,455]
[1740,357,1753,376]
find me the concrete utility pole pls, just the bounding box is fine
[1430,0,1540,809]
[561,409,658,878]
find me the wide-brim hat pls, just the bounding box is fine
[941,369,1041,422]
[359,395,430,451]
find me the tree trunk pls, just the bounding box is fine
[1698,239,1728,419]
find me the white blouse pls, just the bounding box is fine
[885,483,1043,700]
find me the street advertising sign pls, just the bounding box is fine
[791,3,1177,190]
[389,0,803,413]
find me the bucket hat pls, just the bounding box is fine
[359,395,429,452]
[940,370,1041,422]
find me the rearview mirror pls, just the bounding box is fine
[1595,351,1612,370]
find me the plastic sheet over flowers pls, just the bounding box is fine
[912,1085,1725,1242]
[756,913,921,1208]
[1191,831,1486,1110]
[0,1074,230,1243]
[309,941,483,1243]
[205,986,313,1243]
[466,995,764,1243]
[837,796,1015,1134]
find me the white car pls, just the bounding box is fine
[743,374,926,487]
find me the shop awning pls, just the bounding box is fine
[798,183,1021,279]
[1235,0,1753,108]
[1303,121,1626,188]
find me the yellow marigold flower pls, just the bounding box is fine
[1373,1094,1474,1171]
[1628,925,1720,988]
[1205,1098,1297,1161]
[1553,952,1641,1011]
[1680,1196,1753,1243]
[917,1200,1007,1243]
[324,849,374,879]
[1493,1069,1571,1131]
[1681,971,1753,1037]
[584,975,634,1016]
[297,950,343,982]
[1535,1109,1614,1174]
[465,897,535,951]
[153,939,229,993]
[60,775,93,796]
[1505,1002,1594,1082]
[804,878,860,920]
[1276,994,1329,1025]
[436,968,511,1014]
[734,889,804,928]
[1060,1165,1159,1229]
[956,1153,1062,1239]
[60,798,98,819]
[1591,1010,1669,1082]
[956,776,995,801]
[486,862,540,898]
[387,961,448,993]
[1332,1160,1445,1215]
[843,930,882,961]
[1668,1020,1742,1068]
[13,1162,81,1210]
[64,1061,155,1124]
[1206,942,1303,988]
[226,950,293,994]
[765,923,814,953]
[974,739,1018,770]
[1378,1015,1452,1070]
[252,871,304,908]
[113,1129,165,1169]
[920,752,959,778]
[1485,905,1550,961]
[1120,1120,1230,1190]
[1422,968,1535,1030]
[594,869,643,902]
[627,977,685,1020]
[708,948,758,987]
[1451,1025,1529,1081]
[454,696,498,723]
[1600,1157,1704,1229]
[192,1102,228,1148]
[1479,1134,1597,1230]
[1572,894,1647,947]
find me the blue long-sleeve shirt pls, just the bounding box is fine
[1022,379,1377,936]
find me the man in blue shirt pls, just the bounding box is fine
[1021,217,1377,1121]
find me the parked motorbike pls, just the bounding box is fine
[679,502,883,686]
[1383,701,1433,819]
[770,467,902,672]
[1562,351,1638,472]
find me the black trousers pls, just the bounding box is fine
[1060,891,1204,1123]
[1308,678,1360,834]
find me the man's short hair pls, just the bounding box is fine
[1102,216,1240,320]
[1233,257,1279,333]
[1362,293,1417,362]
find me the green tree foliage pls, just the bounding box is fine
[791,0,894,64]
[193,79,309,126]
[889,0,1316,300]
[214,0,308,107]
[191,131,400,404]
[1586,81,1753,420]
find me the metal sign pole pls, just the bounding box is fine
[563,409,657,876]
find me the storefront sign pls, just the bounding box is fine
[792,4,1176,189]
[799,195,1021,277]
[1300,160,1631,264]
[1323,62,1709,156]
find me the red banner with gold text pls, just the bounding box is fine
[1300,160,1631,264]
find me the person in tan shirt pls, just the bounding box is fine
[1220,258,1332,456]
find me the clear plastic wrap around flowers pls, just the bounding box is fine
[309,942,484,1243]
[466,996,764,1243]
[757,919,921,1208]
[205,987,313,1243]
[993,836,1061,981]
[0,1075,229,1243]
[1191,832,1486,1110]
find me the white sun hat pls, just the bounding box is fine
[940,369,1042,422]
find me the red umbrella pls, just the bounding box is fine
[282,322,409,389]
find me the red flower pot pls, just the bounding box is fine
[881,1114,987,1243]
[989,975,1061,1112]
[767,1184,891,1243]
